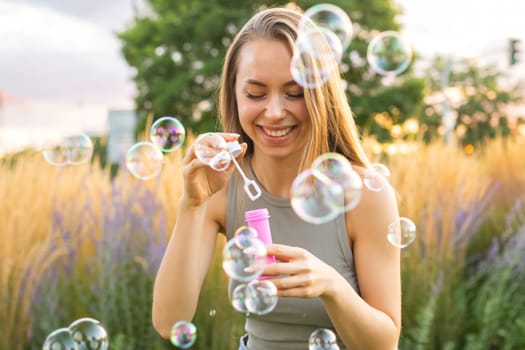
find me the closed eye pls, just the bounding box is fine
[286,92,304,99]
[246,92,265,100]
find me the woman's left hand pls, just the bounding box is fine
[263,244,340,299]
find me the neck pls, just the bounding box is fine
[250,153,301,198]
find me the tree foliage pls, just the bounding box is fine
[419,56,523,146]
[118,0,425,139]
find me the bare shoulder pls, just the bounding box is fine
[347,165,399,242]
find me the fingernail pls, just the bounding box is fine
[244,266,255,273]
[224,132,240,138]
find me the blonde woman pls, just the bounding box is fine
[153,6,401,350]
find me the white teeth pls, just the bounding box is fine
[262,127,292,137]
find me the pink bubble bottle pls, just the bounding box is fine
[245,208,276,279]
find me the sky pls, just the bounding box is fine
[1,0,524,155]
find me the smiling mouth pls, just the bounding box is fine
[261,126,293,137]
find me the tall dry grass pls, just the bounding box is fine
[0,153,70,350]
[0,148,182,349]
[481,138,525,208]
[378,138,525,348]
[1,135,524,349]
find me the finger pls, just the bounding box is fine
[265,273,310,290]
[263,261,306,276]
[182,141,199,164]
[275,286,313,298]
[216,132,241,142]
[237,142,248,159]
[265,244,308,260]
[182,157,211,178]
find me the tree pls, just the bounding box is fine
[418,56,523,146]
[118,0,425,139]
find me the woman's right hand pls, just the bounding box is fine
[181,133,245,208]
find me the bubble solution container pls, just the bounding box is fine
[245,208,276,279]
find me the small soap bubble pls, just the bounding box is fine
[126,141,164,180]
[387,217,416,248]
[208,309,216,317]
[170,320,197,349]
[42,133,94,167]
[234,226,259,249]
[230,283,248,314]
[244,280,278,315]
[291,29,338,88]
[309,328,340,350]
[42,327,78,350]
[312,153,363,212]
[363,163,391,192]
[208,150,231,171]
[150,116,186,152]
[194,133,229,167]
[223,236,267,282]
[64,133,94,165]
[367,31,412,76]
[42,141,68,167]
[300,3,353,51]
[68,317,109,350]
[291,168,343,224]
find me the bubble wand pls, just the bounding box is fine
[227,141,262,201]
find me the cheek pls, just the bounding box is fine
[294,101,310,122]
[237,98,261,121]
[236,99,253,132]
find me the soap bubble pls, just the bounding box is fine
[150,116,186,152]
[299,3,353,51]
[208,150,231,172]
[312,153,362,212]
[126,141,164,180]
[223,236,267,282]
[64,133,94,165]
[42,141,68,167]
[194,133,231,171]
[42,327,78,350]
[363,163,391,192]
[42,133,93,167]
[387,217,416,248]
[230,283,249,313]
[244,279,278,315]
[367,31,412,76]
[234,226,259,249]
[309,328,340,350]
[170,320,197,349]
[291,168,343,224]
[291,28,339,88]
[68,317,109,350]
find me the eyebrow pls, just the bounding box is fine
[243,79,299,88]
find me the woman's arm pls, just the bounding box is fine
[264,182,401,349]
[152,134,242,338]
[324,182,401,349]
[152,196,220,338]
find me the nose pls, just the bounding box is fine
[264,95,285,119]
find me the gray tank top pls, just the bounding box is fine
[225,159,360,350]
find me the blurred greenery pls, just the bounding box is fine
[117,0,524,147]
[419,56,523,145]
[118,0,427,142]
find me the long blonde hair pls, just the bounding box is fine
[218,6,370,171]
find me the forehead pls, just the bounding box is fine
[236,38,294,83]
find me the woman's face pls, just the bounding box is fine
[235,38,310,160]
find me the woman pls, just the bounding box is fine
[152,6,401,350]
